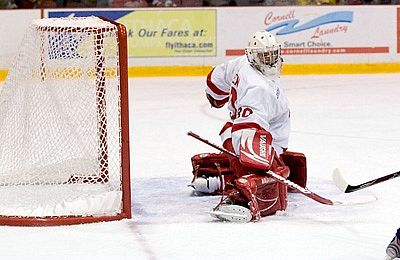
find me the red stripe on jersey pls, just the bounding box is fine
[219,122,233,135]
[230,88,237,120]
[232,122,265,133]
[206,68,229,96]
[214,97,229,107]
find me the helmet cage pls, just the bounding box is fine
[246,45,281,68]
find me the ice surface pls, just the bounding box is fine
[1,73,400,259]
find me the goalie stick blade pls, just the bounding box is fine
[209,204,252,223]
[331,194,378,206]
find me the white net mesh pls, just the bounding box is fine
[0,17,124,218]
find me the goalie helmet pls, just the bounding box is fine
[245,31,282,79]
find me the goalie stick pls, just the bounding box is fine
[188,131,376,206]
[333,168,400,193]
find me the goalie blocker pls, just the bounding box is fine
[190,129,307,221]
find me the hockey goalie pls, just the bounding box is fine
[190,31,307,222]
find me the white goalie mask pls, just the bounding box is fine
[245,31,282,79]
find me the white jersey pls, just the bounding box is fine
[206,55,290,155]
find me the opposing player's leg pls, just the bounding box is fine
[385,228,400,260]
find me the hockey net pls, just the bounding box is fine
[0,16,131,225]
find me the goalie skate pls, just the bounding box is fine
[209,204,252,223]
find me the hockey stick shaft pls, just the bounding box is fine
[335,169,400,193]
[188,131,237,157]
[187,131,335,205]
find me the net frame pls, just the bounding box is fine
[0,16,131,226]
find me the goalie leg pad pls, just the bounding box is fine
[223,172,288,221]
[191,152,232,176]
[281,151,307,188]
[256,178,288,217]
[190,153,235,194]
